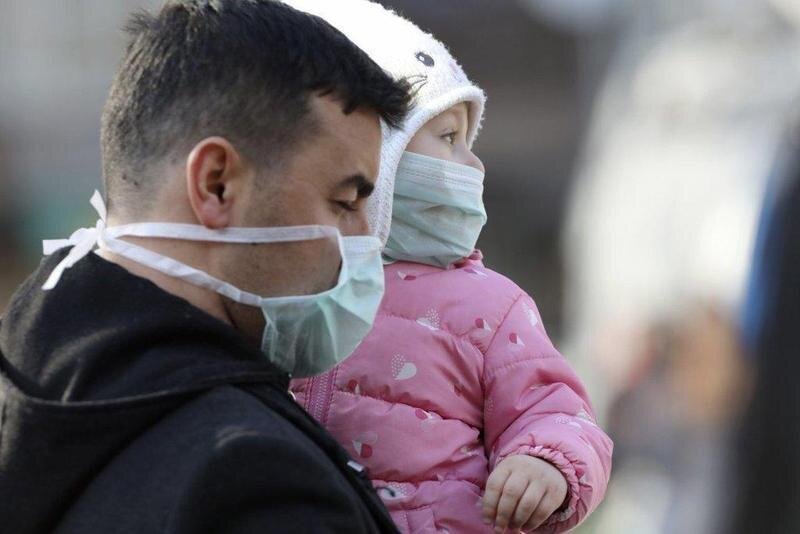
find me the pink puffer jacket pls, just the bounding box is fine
[291,252,613,533]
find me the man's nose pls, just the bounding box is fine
[342,211,371,236]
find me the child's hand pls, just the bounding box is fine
[482,455,568,533]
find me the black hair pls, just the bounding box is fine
[101,0,411,214]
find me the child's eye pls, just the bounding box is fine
[441,132,457,145]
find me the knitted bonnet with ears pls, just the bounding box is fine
[282,0,487,245]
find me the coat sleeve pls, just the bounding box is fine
[481,293,613,533]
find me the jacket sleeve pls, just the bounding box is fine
[481,294,613,533]
[168,428,384,533]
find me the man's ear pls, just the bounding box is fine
[186,137,244,229]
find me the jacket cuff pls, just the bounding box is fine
[495,445,581,532]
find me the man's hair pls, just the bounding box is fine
[101,0,411,214]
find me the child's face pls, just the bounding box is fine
[406,103,484,172]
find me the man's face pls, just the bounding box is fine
[259,95,381,237]
[219,94,382,339]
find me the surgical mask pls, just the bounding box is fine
[384,152,487,268]
[42,191,385,378]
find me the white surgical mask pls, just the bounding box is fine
[42,191,385,378]
[384,152,487,268]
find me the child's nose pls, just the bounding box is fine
[464,150,485,173]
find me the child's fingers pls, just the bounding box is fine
[482,465,512,525]
[493,472,530,533]
[510,483,545,530]
[523,489,564,531]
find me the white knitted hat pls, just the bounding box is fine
[282,0,486,244]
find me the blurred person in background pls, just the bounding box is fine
[526,0,800,531]
[725,131,800,534]
[0,1,411,532]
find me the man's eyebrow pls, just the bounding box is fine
[335,174,375,198]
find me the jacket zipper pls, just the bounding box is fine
[310,369,334,423]
[303,376,317,413]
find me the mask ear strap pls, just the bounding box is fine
[98,232,264,307]
[99,227,352,307]
[105,222,338,244]
[39,189,343,294]
[99,224,342,306]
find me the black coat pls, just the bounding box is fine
[0,251,398,533]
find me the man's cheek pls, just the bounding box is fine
[299,239,342,293]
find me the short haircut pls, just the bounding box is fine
[101,0,411,215]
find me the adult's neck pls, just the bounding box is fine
[96,245,233,327]
[99,187,235,325]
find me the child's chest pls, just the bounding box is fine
[298,310,487,430]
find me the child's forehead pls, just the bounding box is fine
[429,103,469,123]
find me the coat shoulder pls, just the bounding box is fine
[56,386,381,534]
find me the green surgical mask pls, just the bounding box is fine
[384,152,487,268]
[260,234,386,377]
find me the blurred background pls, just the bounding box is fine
[2,1,799,532]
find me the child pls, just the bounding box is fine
[285,1,613,532]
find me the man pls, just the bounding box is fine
[0,1,410,532]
